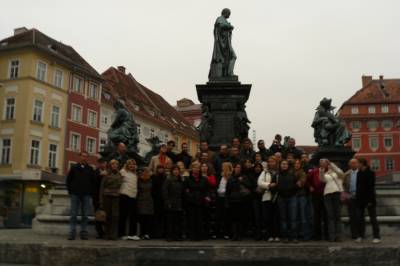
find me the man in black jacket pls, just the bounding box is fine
[257,139,272,161]
[356,158,381,243]
[176,142,193,169]
[66,151,95,240]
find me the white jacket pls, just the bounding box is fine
[320,163,344,196]
[119,168,138,198]
[257,170,274,202]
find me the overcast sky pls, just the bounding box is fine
[2,0,400,145]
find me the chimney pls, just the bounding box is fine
[14,27,28,36]
[361,75,372,87]
[117,66,126,74]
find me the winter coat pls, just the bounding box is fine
[66,163,95,196]
[183,175,208,206]
[137,179,154,215]
[162,175,184,211]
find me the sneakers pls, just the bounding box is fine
[354,237,363,243]
[372,238,381,244]
[142,234,150,240]
[267,237,274,242]
[274,238,280,242]
[223,235,230,240]
[128,235,141,241]
[121,236,130,240]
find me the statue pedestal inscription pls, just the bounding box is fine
[196,81,251,150]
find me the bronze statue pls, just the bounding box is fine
[312,98,351,147]
[108,99,139,152]
[198,105,214,142]
[235,103,251,140]
[209,8,237,80]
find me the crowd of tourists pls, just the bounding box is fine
[66,135,381,244]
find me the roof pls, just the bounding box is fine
[343,77,400,105]
[0,28,102,80]
[102,67,198,139]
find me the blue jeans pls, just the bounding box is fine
[69,194,91,236]
[278,196,298,240]
[297,195,312,240]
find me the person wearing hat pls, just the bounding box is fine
[149,143,173,175]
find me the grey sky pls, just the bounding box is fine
[2,0,400,145]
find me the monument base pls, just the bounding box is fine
[196,81,252,150]
[32,185,96,236]
[311,146,356,171]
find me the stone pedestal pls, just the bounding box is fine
[311,146,355,171]
[32,185,95,236]
[196,81,251,150]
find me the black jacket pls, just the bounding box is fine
[226,174,253,203]
[258,148,273,161]
[176,152,193,169]
[167,151,178,164]
[357,167,377,206]
[276,170,298,198]
[162,175,184,211]
[151,173,167,211]
[66,163,95,196]
[183,175,208,206]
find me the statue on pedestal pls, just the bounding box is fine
[312,98,351,147]
[209,8,237,81]
[108,99,140,153]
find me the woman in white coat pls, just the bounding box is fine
[320,159,344,242]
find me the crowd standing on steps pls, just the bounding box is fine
[66,136,382,244]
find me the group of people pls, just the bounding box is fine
[66,134,381,244]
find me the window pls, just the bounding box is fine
[381,105,389,113]
[101,113,109,127]
[352,138,361,151]
[351,121,361,131]
[70,133,80,151]
[32,100,43,122]
[86,138,96,154]
[382,120,393,130]
[53,69,63,88]
[137,124,141,135]
[385,158,394,171]
[9,60,19,79]
[0,139,11,164]
[4,98,15,120]
[368,106,376,114]
[88,83,98,99]
[384,136,393,150]
[71,105,82,122]
[48,144,58,168]
[36,61,47,81]
[100,138,107,148]
[87,110,97,127]
[351,106,359,114]
[367,120,378,131]
[369,136,379,150]
[50,106,60,127]
[150,128,155,138]
[370,158,380,171]
[72,76,83,93]
[29,140,40,165]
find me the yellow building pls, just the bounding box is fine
[0,27,101,227]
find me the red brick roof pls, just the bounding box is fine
[102,67,198,139]
[344,77,400,105]
[0,28,102,80]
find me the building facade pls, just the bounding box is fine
[101,66,199,156]
[338,75,400,181]
[0,27,102,227]
[174,98,202,128]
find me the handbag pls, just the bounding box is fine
[95,209,106,222]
